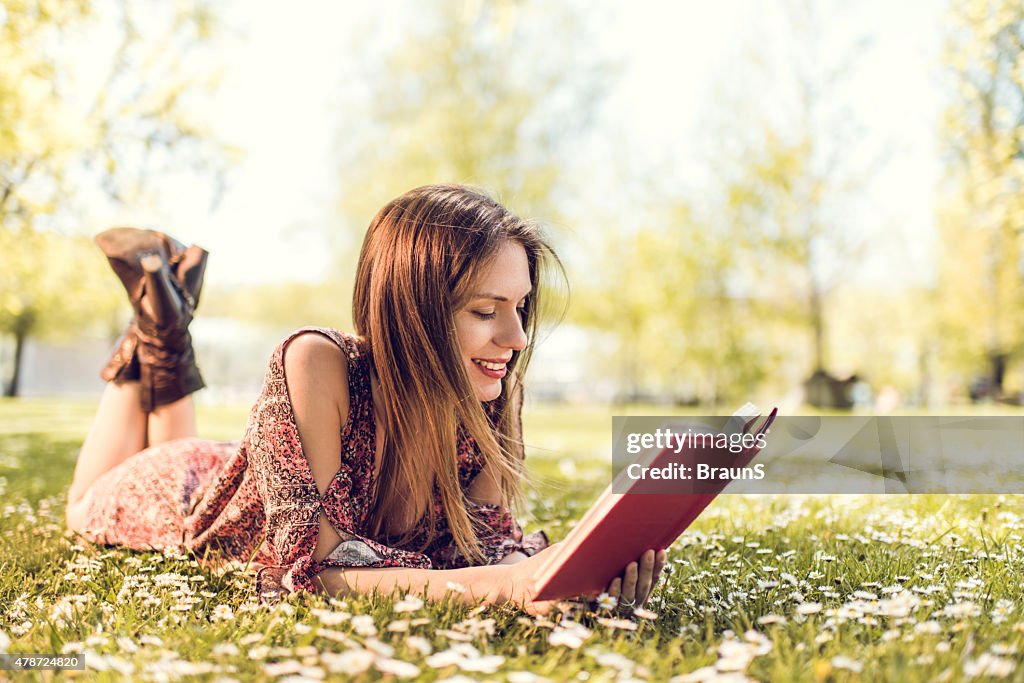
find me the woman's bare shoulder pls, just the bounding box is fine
[281,329,351,424]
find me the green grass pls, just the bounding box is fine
[0,398,1022,681]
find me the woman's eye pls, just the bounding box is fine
[473,311,497,320]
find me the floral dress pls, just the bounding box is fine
[78,327,548,597]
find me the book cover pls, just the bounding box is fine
[532,407,778,602]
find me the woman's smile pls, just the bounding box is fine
[472,357,511,378]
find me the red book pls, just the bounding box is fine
[532,406,778,602]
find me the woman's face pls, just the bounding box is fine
[454,240,532,402]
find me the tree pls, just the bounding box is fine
[0,228,119,395]
[0,0,231,395]
[570,195,770,407]
[937,0,1024,398]
[331,0,612,251]
[713,0,878,389]
[572,0,878,405]
[201,280,349,336]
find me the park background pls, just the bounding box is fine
[5,0,1024,413]
[2,1,1024,681]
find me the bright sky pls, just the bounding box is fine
[93,0,949,289]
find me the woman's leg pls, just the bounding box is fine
[67,227,207,530]
[65,382,197,526]
[67,388,198,506]
[148,394,197,446]
[66,381,148,521]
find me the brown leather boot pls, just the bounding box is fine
[96,227,209,412]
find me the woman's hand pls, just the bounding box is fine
[598,548,667,610]
[492,544,562,615]
[495,545,668,615]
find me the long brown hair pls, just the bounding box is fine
[352,184,562,563]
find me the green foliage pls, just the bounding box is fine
[570,202,770,406]
[567,1,878,405]
[201,280,354,335]
[0,0,231,220]
[0,0,233,394]
[937,0,1024,389]
[0,227,121,340]
[716,60,870,379]
[333,0,613,251]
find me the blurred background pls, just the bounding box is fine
[2,0,1022,415]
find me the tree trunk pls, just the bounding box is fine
[917,343,932,408]
[990,351,1007,395]
[5,330,25,397]
[810,282,826,371]
[4,312,34,398]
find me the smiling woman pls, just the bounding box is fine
[63,184,666,613]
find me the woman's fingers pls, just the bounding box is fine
[652,549,667,585]
[629,549,667,607]
[635,549,656,605]
[621,561,639,603]
[525,599,553,617]
[646,549,666,592]
[608,576,622,599]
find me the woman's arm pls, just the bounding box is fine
[314,544,562,613]
[313,562,518,605]
[283,335,664,609]
[316,546,666,614]
[282,332,350,562]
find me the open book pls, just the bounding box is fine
[532,405,778,602]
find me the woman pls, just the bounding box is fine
[64,185,666,613]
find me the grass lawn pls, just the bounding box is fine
[0,397,1022,681]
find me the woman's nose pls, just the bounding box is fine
[499,311,528,350]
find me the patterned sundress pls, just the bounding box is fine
[77,326,548,597]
